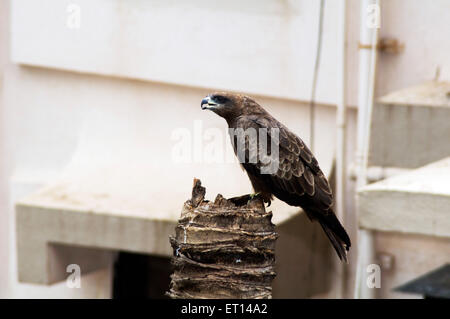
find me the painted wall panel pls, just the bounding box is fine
[11,0,356,105]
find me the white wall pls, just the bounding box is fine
[0,0,10,299]
[10,0,360,106]
[377,0,450,96]
[10,0,450,107]
[2,65,349,298]
[1,0,449,298]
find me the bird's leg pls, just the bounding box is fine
[248,192,272,207]
[249,192,261,200]
[247,192,261,204]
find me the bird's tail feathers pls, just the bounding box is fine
[318,214,351,263]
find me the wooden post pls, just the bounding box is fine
[168,179,278,299]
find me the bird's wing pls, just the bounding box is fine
[233,114,351,261]
[234,115,333,213]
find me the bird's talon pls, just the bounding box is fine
[249,192,260,200]
[247,192,260,204]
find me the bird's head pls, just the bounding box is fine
[201,92,263,121]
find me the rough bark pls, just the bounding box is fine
[168,179,278,299]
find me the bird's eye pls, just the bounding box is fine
[214,96,228,104]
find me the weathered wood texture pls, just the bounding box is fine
[168,179,278,299]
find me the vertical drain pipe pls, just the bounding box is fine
[334,0,348,299]
[354,0,380,299]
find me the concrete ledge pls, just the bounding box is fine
[16,203,174,284]
[358,157,450,238]
[378,81,450,108]
[369,81,450,168]
[15,176,326,287]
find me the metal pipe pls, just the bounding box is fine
[354,0,380,299]
[334,0,348,299]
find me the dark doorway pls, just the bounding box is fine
[112,252,172,299]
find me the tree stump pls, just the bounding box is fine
[168,179,278,299]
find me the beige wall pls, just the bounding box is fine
[377,0,450,97]
[1,0,449,298]
[0,0,10,299]
[9,0,360,106]
[2,65,356,299]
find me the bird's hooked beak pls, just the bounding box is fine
[201,96,217,110]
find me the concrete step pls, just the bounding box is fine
[369,81,450,169]
[358,156,450,237]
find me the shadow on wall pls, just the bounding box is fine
[274,212,334,298]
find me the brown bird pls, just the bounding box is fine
[201,92,351,262]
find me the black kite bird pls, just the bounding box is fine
[201,92,351,262]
